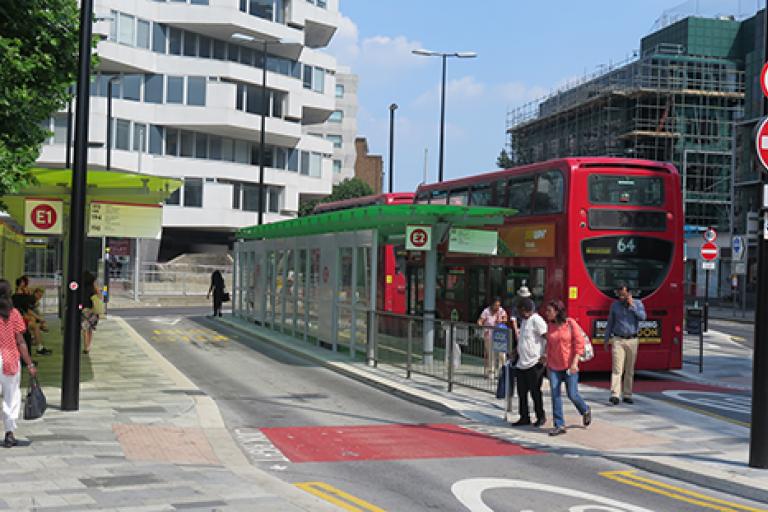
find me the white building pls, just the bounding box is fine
[302,66,358,184]
[37,0,341,258]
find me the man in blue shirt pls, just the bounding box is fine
[604,284,646,405]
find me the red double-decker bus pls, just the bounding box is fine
[414,157,683,371]
[312,193,415,314]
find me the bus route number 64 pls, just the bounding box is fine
[616,237,637,254]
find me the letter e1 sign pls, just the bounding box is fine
[24,199,64,235]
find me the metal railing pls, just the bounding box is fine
[372,311,514,395]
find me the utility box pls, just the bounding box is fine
[686,308,703,335]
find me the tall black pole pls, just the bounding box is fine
[438,54,447,183]
[388,103,397,193]
[62,0,94,411]
[106,78,114,170]
[65,90,73,169]
[258,40,268,226]
[704,268,710,332]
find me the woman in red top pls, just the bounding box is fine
[0,279,37,448]
[543,300,591,436]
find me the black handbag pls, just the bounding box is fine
[23,377,47,420]
[221,292,231,303]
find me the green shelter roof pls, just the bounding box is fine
[1,167,181,224]
[237,204,518,240]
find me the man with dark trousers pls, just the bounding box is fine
[604,284,646,405]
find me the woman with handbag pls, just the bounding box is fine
[207,270,226,318]
[81,272,104,354]
[0,279,37,448]
[543,300,592,436]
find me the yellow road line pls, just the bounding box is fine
[601,471,767,512]
[295,482,386,512]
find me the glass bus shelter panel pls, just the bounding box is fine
[282,249,295,334]
[307,248,321,342]
[274,250,287,332]
[294,249,307,338]
[336,247,354,352]
[354,247,371,357]
[318,237,339,348]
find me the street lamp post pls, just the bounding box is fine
[62,0,95,411]
[232,33,297,225]
[388,103,398,193]
[412,49,476,183]
[106,76,120,170]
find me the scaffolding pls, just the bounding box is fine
[506,43,745,229]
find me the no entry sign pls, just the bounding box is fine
[756,117,768,172]
[700,241,719,261]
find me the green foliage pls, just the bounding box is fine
[298,178,375,216]
[496,148,514,168]
[0,0,80,195]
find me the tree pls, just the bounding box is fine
[0,0,80,196]
[496,148,514,169]
[299,178,374,216]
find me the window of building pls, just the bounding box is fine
[109,10,118,41]
[234,140,249,164]
[269,188,280,213]
[333,159,342,174]
[213,39,227,60]
[300,150,310,175]
[198,36,211,58]
[133,123,146,151]
[115,119,131,150]
[287,148,298,172]
[137,19,151,49]
[144,74,163,103]
[122,74,141,101]
[195,133,208,159]
[209,135,222,160]
[303,65,312,89]
[227,43,239,63]
[183,178,203,207]
[335,84,344,98]
[152,23,167,53]
[149,125,163,155]
[168,27,182,55]
[240,47,253,66]
[183,32,198,57]
[312,67,325,93]
[275,147,286,169]
[242,184,261,211]
[232,182,241,209]
[190,0,209,4]
[167,76,184,103]
[166,188,181,205]
[327,134,342,148]
[165,128,179,156]
[53,115,68,144]
[329,110,343,123]
[221,138,234,161]
[186,76,206,106]
[118,13,135,46]
[309,152,322,177]
[180,130,195,157]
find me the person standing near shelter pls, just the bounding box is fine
[604,284,646,405]
[512,297,547,427]
[543,300,591,436]
[0,279,38,448]
[207,270,226,318]
[477,297,508,379]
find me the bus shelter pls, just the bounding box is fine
[234,204,515,364]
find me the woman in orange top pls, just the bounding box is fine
[543,300,591,436]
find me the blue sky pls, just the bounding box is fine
[327,0,760,193]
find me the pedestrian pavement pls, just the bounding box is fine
[219,315,768,504]
[702,304,754,324]
[1,317,340,511]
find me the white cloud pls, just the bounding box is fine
[413,75,486,107]
[327,14,359,65]
[495,82,548,105]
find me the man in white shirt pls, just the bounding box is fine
[512,297,548,427]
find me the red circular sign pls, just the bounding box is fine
[30,204,57,230]
[756,117,768,172]
[322,266,330,283]
[700,241,719,261]
[69,281,79,291]
[761,62,768,99]
[409,228,429,248]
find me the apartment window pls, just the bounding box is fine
[122,75,141,101]
[183,32,198,57]
[187,77,206,106]
[165,128,179,156]
[180,130,195,157]
[242,184,261,211]
[235,140,249,164]
[333,159,342,174]
[221,138,234,161]
[275,147,286,169]
[327,135,342,149]
[303,65,312,89]
[310,152,322,177]
[232,182,241,209]
[190,0,209,4]
[184,178,203,207]
[109,10,118,41]
[300,150,309,175]
[169,27,182,55]
[247,0,274,21]
[149,125,163,155]
[195,133,208,159]
[199,36,211,58]
[227,43,240,63]
[335,84,344,98]
[133,123,147,151]
[144,74,163,103]
[312,67,325,93]
[167,76,184,103]
[209,135,222,160]
[53,115,68,144]
[213,40,227,60]
[166,188,181,205]
[287,148,298,172]
[152,23,167,53]
[269,188,280,213]
[329,110,343,123]
[272,91,285,118]
[131,19,149,49]
[118,13,135,46]
[240,47,253,66]
[115,119,131,150]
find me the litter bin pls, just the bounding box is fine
[686,308,703,336]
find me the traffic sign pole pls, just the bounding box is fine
[750,12,768,469]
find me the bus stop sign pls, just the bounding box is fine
[755,117,768,172]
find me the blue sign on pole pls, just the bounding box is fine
[492,328,509,352]
[733,236,745,261]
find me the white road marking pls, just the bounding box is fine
[662,390,751,414]
[149,317,182,325]
[234,428,289,462]
[451,478,655,512]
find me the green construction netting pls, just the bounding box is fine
[237,204,518,239]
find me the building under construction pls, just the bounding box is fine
[507,16,747,231]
